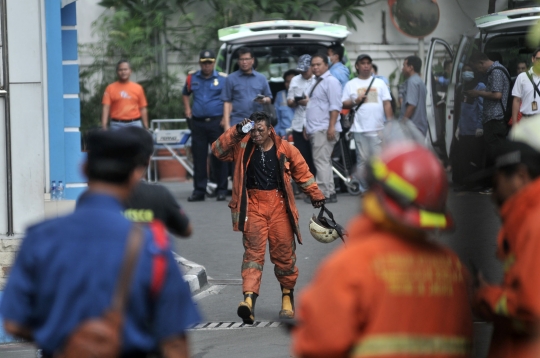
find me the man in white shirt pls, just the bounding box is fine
[287,54,316,176]
[512,48,540,124]
[342,54,394,194]
[305,54,343,203]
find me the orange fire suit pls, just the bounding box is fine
[475,177,540,358]
[212,126,324,294]
[292,215,473,358]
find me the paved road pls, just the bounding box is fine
[0,181,503,358]
[169,181,503,358]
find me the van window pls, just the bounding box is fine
[484,34,531,76]
[230,44,328,80]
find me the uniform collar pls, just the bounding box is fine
[196,70,218,79]
[76,191,125,211]
[239,69,257,77]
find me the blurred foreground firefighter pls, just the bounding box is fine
[474,115,540,358]
[211,111,325,324]
[292,142,473,358]
[1,129,200,358]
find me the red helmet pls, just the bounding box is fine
[366,142,453,231]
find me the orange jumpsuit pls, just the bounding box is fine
[212,126,324,294]
[292,215,473,358]
[475,177,540,357]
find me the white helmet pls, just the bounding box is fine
[309,206,347,243]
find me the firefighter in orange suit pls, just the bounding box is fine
[292,142,473,358]
[211,111,325,325]
[474,130,540,357]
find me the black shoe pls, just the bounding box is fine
[187,193,205,202]
[326,193,338,203]
[217,193,226,201]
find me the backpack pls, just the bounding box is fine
[486,66,513,122]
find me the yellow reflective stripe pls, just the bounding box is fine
[353,335,471,356]
[495,295,508,316]
[240,142,248,148]
[503,254,516,273]
[371,159,417,201]
[372,159,389,180]
[419,210,447,228]
[300,177,315,188]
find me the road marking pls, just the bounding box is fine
[189,321,285,330]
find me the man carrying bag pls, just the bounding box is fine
[0,128,200,358]
[342,54,394,195]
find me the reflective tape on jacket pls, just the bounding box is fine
[352,334,471,356]
[495,295,509,316]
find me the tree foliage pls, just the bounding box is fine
[80,0,366,131]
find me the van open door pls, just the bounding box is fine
[445,36,475,155]
[425,38,454,160]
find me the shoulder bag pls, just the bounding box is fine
[341,77,376,130]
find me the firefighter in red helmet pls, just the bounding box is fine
[292,142,473,358]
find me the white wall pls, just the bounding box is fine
[5,0,46,233]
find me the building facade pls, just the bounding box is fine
[0,0,85,343]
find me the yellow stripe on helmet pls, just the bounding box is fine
[372,159,418,202]
[419,210,447,228]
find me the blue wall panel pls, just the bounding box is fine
[62,65,80,94]
[64,98,80,127]
[46,0,66,185]
[61,30,78,61]
[64,132,85,185]
[61,2,77,26]
[65,187,86,200]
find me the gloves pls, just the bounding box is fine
[312,198,326,208]
[455,128,460,140]
[475,128,484,137]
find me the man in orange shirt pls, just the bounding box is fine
[292,142,473,358]
[474,116,540,358]
[102,60,149,130]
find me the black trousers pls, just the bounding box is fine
[483,119,509,167]
[292,130,316,176]
[451,134,485,185]
[191,116,228,195]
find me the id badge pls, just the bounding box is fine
[533,101,538,111]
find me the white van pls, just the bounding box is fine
[215,20,354,96]
[424,2,540,158]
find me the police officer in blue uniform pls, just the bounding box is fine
[183,49,229,202]
[0,129,200,358]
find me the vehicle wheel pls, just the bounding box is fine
[347,179,362,196]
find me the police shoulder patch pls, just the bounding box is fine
[218,72,228,77]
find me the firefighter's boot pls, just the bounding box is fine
[237,292,258,325]
[279,285,295,319]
